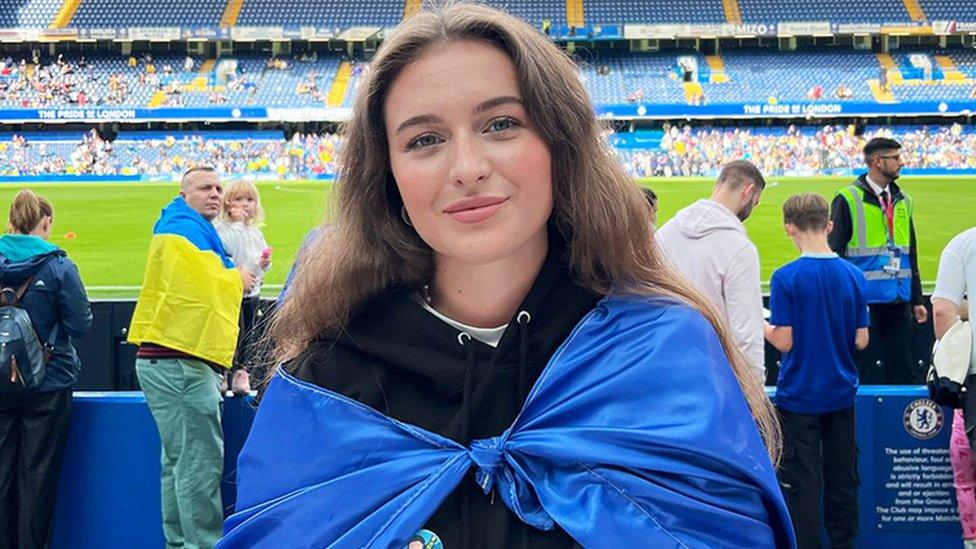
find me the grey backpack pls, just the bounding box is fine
[0,273,59,391]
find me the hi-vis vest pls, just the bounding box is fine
[837,184,913,304]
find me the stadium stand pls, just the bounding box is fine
[69,0,225,28]
[0,129,341,177]
[701,48,879,104]
[580,50,690,105]
[2,45,975,110]
[918,0,973,20]
[5,0,976,30]
[0,51,353,109]
[583,0,727,24]
[4,124,976,179]
[616,123,976,177]
[479,1,569,27]
[235,0,403,28]
[738,0,910,23]
[0,0,61,28]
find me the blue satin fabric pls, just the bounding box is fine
[218,297,795,548]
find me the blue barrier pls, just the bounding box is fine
[51,392,257,549]
[850,387,960,547]
[900,168,976,176]
[50,388,960,548]
[0,107,270,123]
[596,100,976,119]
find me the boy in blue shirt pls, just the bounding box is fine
[765,193,870,549]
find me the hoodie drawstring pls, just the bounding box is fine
[516,311,532,404]
[458,332,474,549]
[459,310,532,548]
[515,311,532,549]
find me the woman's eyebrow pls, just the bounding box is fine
[472,95,523,114]
[394,96,523,135]
[395,114,441,135]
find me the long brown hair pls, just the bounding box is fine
[271,2,780,461]
[8,189,53,234]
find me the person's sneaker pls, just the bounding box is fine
[231,369,252,396]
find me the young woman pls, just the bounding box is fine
[220,4,793,548]
[215,180,272,394]
[0,189,92,548]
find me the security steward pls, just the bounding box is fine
[828,137,927,384]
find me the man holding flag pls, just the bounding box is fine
[829,137,927,384]
[129,167,251,549]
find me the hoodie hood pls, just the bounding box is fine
[670,199,747,240]
[0,234,63,285]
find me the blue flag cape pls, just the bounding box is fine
[219,297,795,548]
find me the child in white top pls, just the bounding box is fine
[215,180,272,394]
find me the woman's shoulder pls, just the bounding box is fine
[287,286,414,381]
[600,294,715,335]
[43,252,82,284]
[579,295,729,376]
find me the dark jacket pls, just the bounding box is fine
[828,173,923,305]
[290,238,600,548]
[0,234,92,391]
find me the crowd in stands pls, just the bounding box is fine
[0,130,342,177]
[4,125,976,178]
[0,51,338,109]
[621,123,976,177]
[2,46,976,110]
[0,53,130,108]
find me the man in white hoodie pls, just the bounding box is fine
[656,160,767,382]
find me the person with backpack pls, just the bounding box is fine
[0,189,92,549]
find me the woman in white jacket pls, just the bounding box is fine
[216,180,272,394]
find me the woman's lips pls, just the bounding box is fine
[444,196,508,223]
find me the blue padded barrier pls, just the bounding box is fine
[47,387,961,547]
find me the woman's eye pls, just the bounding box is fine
[487,117,519,133]
[406,134,443,150]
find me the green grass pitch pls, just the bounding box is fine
[0,176,971,299]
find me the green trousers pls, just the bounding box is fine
[137,357,224,549]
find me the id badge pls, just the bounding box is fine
[883,247,901,275]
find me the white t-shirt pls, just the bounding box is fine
[932,227,976,368]
[412,294,508,348]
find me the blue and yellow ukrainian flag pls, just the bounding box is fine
[128,197,243,368]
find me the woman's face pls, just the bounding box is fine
[384,40,553,267]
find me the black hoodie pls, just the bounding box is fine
[290,238,600,548]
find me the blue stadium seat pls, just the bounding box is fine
[236,0,403,28]
[479,1,568,27]
[70,0,224,28]
[584,0,727,24]
[738,0,909,23]
[918,0,975,20]
[702,47,878,104]
[0,0,61,28]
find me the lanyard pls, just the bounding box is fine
[878,191,895,244]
